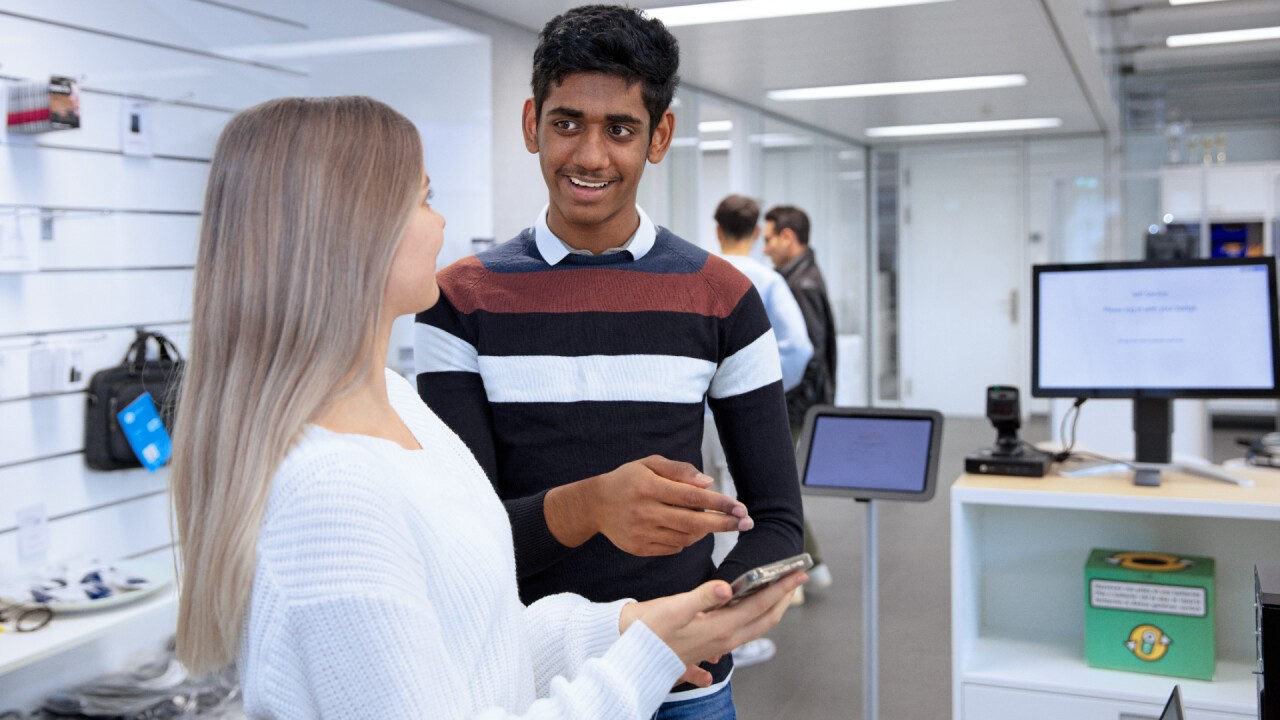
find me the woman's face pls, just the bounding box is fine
[385,172,446,317]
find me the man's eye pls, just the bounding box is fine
[554,120,579,131]
[608,125,635,137]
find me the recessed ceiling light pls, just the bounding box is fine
[1168,0,1230,5]
[748,133,815,147]
[700,139,733,151]
[1166,26,1280,47]
[767,74,1027,101]
[698,120,734,133]
[219,29,478,60]
[865,118,1063,138]
[646,0,951,27]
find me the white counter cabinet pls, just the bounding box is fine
[950,468,1280,720]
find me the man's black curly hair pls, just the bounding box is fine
[531,5,680,137]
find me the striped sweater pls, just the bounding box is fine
[414,226,804,684]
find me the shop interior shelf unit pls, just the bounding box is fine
[950,468,1280,720]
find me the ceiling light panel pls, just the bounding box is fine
[698,120,734,132]
[864,118,1063,138]
[767,74,1027,101]
[1166,26,1280,47]
[646,0,951,27]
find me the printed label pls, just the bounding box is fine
[1090,579,1206,617]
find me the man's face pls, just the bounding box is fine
[522,72,674,246]
[763,220,792,268]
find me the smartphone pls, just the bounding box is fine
[725,553,813,606]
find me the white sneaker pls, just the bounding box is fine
[807,562,833,590]
[732,638,777,668]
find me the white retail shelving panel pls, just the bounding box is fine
[28,91,229,159]
[0,12,306,111]
[0,455,169,534]
[0,269,194,335]
[950,470,1280,720]
[0,145,210,212]
[31,214,202,270]
[0,490,173,578]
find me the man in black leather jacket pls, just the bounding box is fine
[763,204,837,593]
[763,205,837,430]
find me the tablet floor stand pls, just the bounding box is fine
[794,405,945,720]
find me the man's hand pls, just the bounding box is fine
[545,455,754,556]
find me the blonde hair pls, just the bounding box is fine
[171,96,423,673]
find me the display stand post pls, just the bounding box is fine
[860,498,879,720]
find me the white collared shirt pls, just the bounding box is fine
[534,204,657,265]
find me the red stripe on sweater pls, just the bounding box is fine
[438,254,753,318]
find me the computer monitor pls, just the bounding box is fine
[1144,226,1199,261]
[1032,257,1280,482]
[796,406,943,502]
[1159,685,1184,720]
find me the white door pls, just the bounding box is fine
[899,144,1026,417]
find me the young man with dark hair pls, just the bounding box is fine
[416,5,804,717]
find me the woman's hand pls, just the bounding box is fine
[618,572,807,686]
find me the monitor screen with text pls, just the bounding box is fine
[1033,258,1279,397]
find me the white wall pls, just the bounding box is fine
[380,0,544,241]
[0,0,489,706]
[887,136,1106,416]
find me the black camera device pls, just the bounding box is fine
[965,386,1051,477]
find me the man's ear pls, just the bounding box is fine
[522,98,539,154]
[646,109,676,164]
[781,228,800,248]
[750,225,761,242]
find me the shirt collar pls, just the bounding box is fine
[534,205,656,265]
[778,246,812,276]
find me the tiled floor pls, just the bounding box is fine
[728,415,1270,720]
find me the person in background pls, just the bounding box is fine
[416,6,805,718]
[703,195,811,669]
[763,204,838,593]
[170,95,805,719]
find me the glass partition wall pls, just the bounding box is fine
[640,87,871,405]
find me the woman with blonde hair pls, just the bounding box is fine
[170,96,804,719]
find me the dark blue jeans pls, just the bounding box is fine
[652,682,735,720]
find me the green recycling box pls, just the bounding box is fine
[1084,548,1215,680]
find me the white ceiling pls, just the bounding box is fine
[438,0,1280,144]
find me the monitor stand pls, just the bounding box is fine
[1131,398,1254,488]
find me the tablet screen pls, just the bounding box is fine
[803,415,935,494]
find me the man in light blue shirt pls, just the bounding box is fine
[713,195,812,389]
[703,196,811,510]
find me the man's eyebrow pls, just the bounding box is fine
[544,107,644,127]
[605,113,643,125]
[545,106,584,118]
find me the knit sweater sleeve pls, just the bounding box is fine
[256,450,683,720]
[521,595,633,696]
[416,269,571,577]
[706,285,806,584]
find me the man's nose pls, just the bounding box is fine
[574,129,609,170]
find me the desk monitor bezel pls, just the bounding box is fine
[796,405,944,503]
